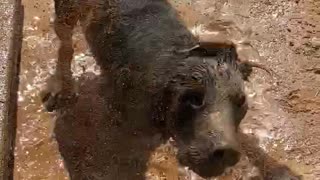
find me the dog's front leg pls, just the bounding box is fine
[41,0,80,111]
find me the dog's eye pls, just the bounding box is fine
[231,93,246,107]
[238,95,246,107]
[180,91,205,108]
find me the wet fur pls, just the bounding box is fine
[49,0,248,178]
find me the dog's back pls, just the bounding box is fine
[77,0,196,70]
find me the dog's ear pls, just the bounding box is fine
[174,42,236,58]
[238,61,274,81]
[194,29,274,81]
[238,62,253,81]
[174,41,273,81]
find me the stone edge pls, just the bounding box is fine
[0,1,23,179]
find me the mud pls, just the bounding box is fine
[13,0,320,180]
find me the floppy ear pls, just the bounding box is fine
[196,33,274,81]
[174,32,273,81]
[238,62,253,81]
[238,61,273,81]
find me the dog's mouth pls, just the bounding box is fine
[175,140,241,178]
[177,154,229,178]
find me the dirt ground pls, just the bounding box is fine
[13,0,320,179]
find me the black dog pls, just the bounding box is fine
[43,0,257,178]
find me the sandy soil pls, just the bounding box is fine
[13,0,320,179]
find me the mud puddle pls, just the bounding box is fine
[14,0,320,179]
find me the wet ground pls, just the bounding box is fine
[13,0,320,179]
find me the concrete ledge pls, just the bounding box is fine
[0,0,23,179]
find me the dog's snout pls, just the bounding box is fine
[209,147,240,166]
[180,144,241,178]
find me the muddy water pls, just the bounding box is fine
[14,0,319,179]
[14,0,68,179]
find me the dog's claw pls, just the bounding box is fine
[41,90,78,112]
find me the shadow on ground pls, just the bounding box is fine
[54,72,167,179]
[239,133,302,180]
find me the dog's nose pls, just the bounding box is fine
[208,146,240,166]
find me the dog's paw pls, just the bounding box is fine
[41,90,78,112]
[40,76,78,112]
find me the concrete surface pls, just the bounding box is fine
[0,0,23,179]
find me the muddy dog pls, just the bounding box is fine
[42,0,266,178]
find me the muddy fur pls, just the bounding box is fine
[46,0,250,178]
